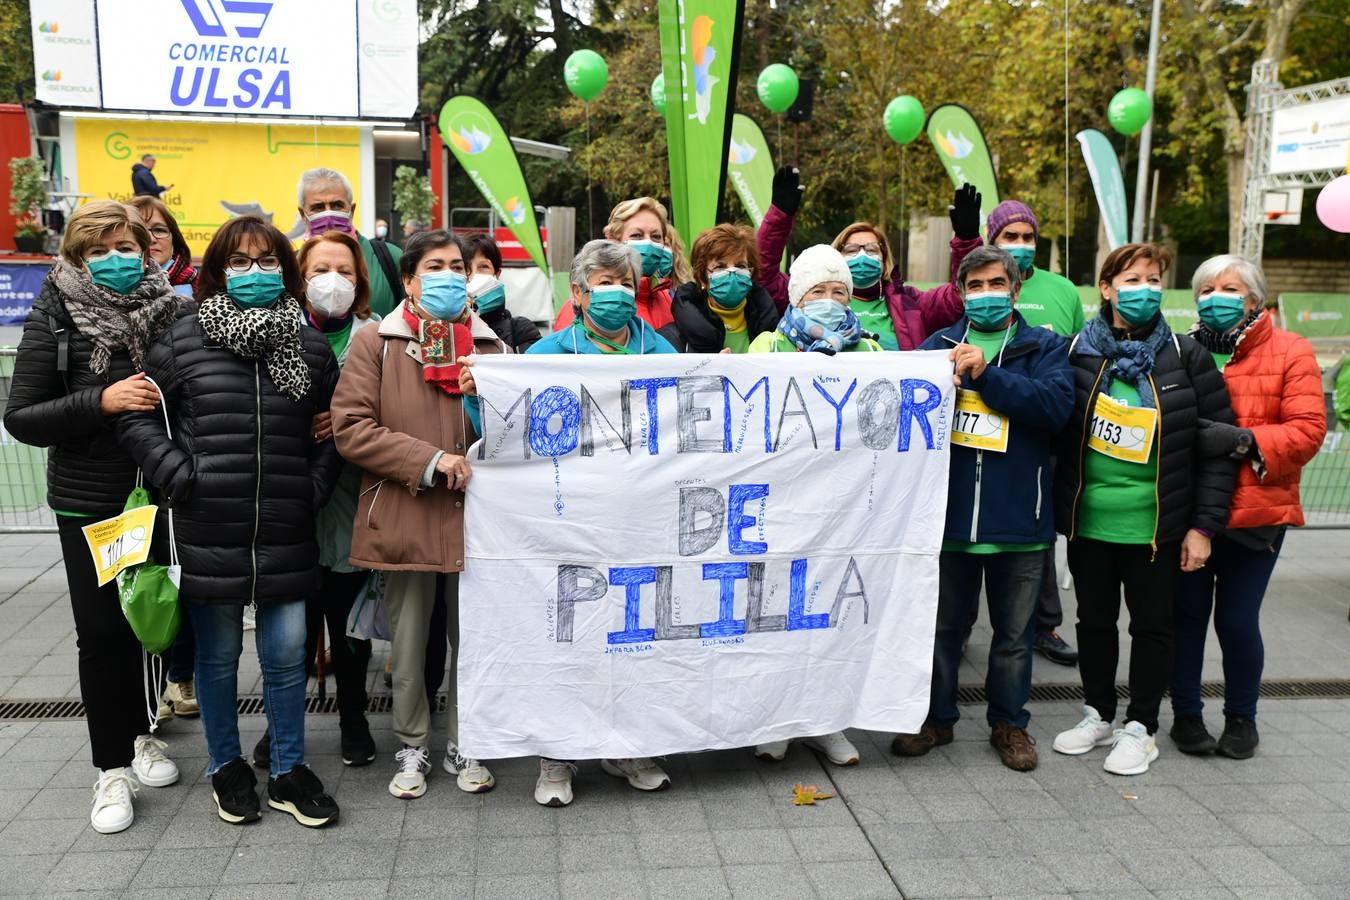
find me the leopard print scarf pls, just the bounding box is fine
[198,293,310,401]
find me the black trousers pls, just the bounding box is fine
[1067,536,1181,734]
[304,568,372,729]
[1035,544,1064,632]
[58,516,156,770]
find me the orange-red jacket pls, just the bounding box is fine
[1222,312,1326,529]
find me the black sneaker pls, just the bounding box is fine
[1169,715,1218,755]
[1034,630,1079,666]
[211,758,261,824]
[341,720,377,767]
[1217,716,1259,759]
[252,731,271,771]
[268,764,339,828]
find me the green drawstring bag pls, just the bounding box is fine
[116,478,181,656]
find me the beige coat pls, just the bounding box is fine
[332,303,505,572]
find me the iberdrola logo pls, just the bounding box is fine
[690,14,717,125]
[42,70,62,82]
[728,138,756,166]
[447,114,492,155]
[38,21,58,33]
[936,130,974,160]
[502,197,527,225]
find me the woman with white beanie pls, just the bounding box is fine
[747,244,883,354]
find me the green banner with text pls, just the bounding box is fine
[659,0,746,241]
[438,96,549,274]
[926,104,1000,233]
[728,113,774,227]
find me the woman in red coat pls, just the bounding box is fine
[1170,254,1326,760]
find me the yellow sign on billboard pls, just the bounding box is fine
[73,118,363,255]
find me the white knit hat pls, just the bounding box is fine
[788,244,854,307]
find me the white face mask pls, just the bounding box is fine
[306,270,357,318]
[465,272,501,297]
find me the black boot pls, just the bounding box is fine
[1169,715,1217,755]
[1216,716,1259,759]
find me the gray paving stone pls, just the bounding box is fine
[1193,847,1302,887]
[916,790,1000,823]
[475,833,559,875]
[561,869,652,900]
[0,813,85,855]
[1264,845,1350,883]
[129,845,234,888]
[297,879,390,899]
[1218,812,1317,847]
[212,886,301,900]
[385,876,475,899]
[0,757,65,790]
[152,807,244,849]
[702,795,782,830]
[219,842,316,884]
[481,799,559,836]
[390,838,476,877]
[402,804,479,839]
[832,789,927,827]
[14,785,94,820]
[645,864,732,900]
[630,797,711,832]
[1152,813,1249,848]
[1036,851,1147,893]
[787,825,875,863]
[966,854,1067,895]
[1291,811,1350,845]
[713,826,796,865]
[864,823,952,862]
[889,856,988,898]
[720,862,815,899]
[1117,848,1224,891]
[304,839,398,881]
[804,860,898,898]
[0,853,59,897]
[558,831,640,873]
[476,873,560,899]
[635,829,719,869]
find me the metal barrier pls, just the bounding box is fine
[0,349,55,533]
[1301,428,1350,528]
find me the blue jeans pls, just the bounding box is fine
[167,610,196,684]
[1171,531,1285,721]
[930,550,1043,730]
[187,600,308,779]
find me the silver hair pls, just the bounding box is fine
[296,167,353,206]
[956,245,1023,295]
[1191,254,1267,304]
[570,239,641,292]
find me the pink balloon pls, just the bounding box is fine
[1315,174,1350,233]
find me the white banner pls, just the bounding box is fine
[358,0,419,119]
[30,0,101,108]
[1270,97,1350,175]
[458,352,956,760]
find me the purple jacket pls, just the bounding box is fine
[754,204,981,351]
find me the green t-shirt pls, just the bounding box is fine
[1077,379,1158,544]
[942,539,1050,555]
[849,297,898,350]
[722,328,750,354]
[1016,266,1084,337]
[360,234,404,319]
[747,331,882,353]
[1210,351,1232,371]
[965,321,1018,362]
[325,320,354,361]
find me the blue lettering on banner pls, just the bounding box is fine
[606,567,658,645]
[726,484,769,555]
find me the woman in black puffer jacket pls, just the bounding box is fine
[4,200,183,836]
[1051,243,1237,778]
[668,223,779,353]
[117,216,342,829]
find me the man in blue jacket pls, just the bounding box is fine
[130,155,171,197]
[893,246,1074,771]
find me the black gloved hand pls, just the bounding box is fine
[948,183,982,240]
[771,166,804,216]
[1195,419,1255,459]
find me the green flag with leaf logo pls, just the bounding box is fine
[1076,128,1129,251]
[728,113,774,227]
[926,104,1000,231]
[659,0,746,241]
[438,96,549,274]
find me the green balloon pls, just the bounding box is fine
[651,73,666,115]
[883,95,925,145]
[1108,87,1152,136]
[757,64,799,115]
[564,49,608,102]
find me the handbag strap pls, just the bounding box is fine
[142,376,179,567]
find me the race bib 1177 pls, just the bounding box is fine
[950,389,1009,453]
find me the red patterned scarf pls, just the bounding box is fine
[402,306,470,395]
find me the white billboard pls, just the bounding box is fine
[1269,97,1350,175]
[31,0,101,108]
[30,0,418,119]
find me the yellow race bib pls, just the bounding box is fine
[951,389,1009,453]
[82,505,157,586]
[1088,392,1157,465]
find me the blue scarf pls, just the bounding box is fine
[777,304,862,355]
[1077,311,1171,409]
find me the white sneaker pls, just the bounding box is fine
[534,758,576,807]
[804,731,860,766]
[164,680,199,717]
[601,757,671,791]
[388,745,432,799]
[1052,705,1116,755]
[443,741,495,793]
[90,768,139,834]
[754,740,790,762]
[242,604,256,631]
[1104,721,1159,775]
[132,735,179,787]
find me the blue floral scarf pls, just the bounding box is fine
[1077,311,1172,409]
[777,305,862,355]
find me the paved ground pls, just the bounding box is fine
[1,530,1349,898]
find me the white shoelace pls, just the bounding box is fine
[92,770,139,812]
[541,759,577,782]
[136,735,169,764]
[176,681,195,701]
[395,745,429,773]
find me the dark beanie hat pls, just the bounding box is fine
[986,200,1039,245]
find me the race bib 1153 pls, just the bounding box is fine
[1088,392,1157,465]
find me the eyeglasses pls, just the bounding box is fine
[226,254,282,273]
[147,226,172,239]
[842,242,882,256]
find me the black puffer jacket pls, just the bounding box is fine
[1055,311,1238,546]
[116,311,342,606]
[479,306,541,353]
[3,278,179,517]
[668,281,780,352]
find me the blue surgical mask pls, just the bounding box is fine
[1197,292,1247,332]
[1114,285,1163,327]
[226,265,286,308]
[707,267,752,308]
[845,252,883,289]
[418,270,468,321]
[627,240,666,278]
[87,250,146,294]
[965,291,1014,331]
[655,244,674,277]
[586,284,637,332]
[467,273,506,314]
[997,243,1035,274]
[802,298,847,331]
